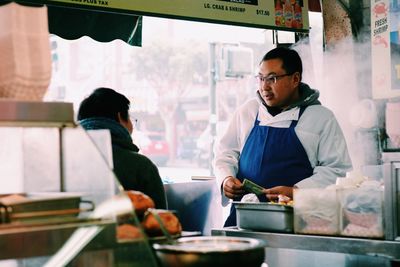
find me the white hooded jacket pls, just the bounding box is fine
[213,84,352,204]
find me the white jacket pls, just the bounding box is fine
[213,97,353,195]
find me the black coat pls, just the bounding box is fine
[112,137,167,209]
[79,117,167,209]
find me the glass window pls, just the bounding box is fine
[45,14,322,183]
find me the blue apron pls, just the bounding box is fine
[224,106,313,227]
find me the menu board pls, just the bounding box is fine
[35,0,309,32]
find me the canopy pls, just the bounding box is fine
[2,0,323,47]
[0,1,142,46]
[9,0,322,35]
[47,6,142,46]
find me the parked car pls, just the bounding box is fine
[133,131,170,166]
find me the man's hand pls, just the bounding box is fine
[263,186,293,201]
[222,176,245,200]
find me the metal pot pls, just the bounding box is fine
[153,236,265,267]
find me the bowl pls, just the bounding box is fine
[153,236,265,267]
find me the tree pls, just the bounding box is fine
[129,39,208,162]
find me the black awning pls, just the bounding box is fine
[1,1,142,46]
[47,5,142,46]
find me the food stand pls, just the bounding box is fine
[0,1,311,265]
[1,0,400,266]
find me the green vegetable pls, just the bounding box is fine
[242,179,265,195]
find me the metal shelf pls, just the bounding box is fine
[212,227,400,261]
[0,101,74,127]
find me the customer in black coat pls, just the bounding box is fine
[77,87,167,209]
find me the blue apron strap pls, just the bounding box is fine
[290,106,306,127]
[254,112,260,126]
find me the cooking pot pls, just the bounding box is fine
[153,236,265,267]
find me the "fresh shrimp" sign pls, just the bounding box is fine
[372,0,400,98]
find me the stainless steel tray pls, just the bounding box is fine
[0,192,93,223]
[233,202,294,233]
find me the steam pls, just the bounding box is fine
[293,22,378,175]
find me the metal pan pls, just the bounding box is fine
[233,201,294,233]
[0,192,94,223]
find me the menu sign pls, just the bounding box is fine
[217,0,259,5]
[35,0,309,31]
[371,0,400,98]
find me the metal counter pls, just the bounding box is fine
[212,227,400,267]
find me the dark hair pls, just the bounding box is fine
[77,87,130,121]
[261,47,303,80]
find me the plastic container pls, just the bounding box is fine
[339,184,384,238]
[294,188,339,235]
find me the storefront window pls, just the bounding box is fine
[45,14,322,182]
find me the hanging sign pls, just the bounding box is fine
[27,0,309,32]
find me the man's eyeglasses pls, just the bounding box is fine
[255,73,293,85]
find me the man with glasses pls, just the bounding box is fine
[214,47,352,226]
